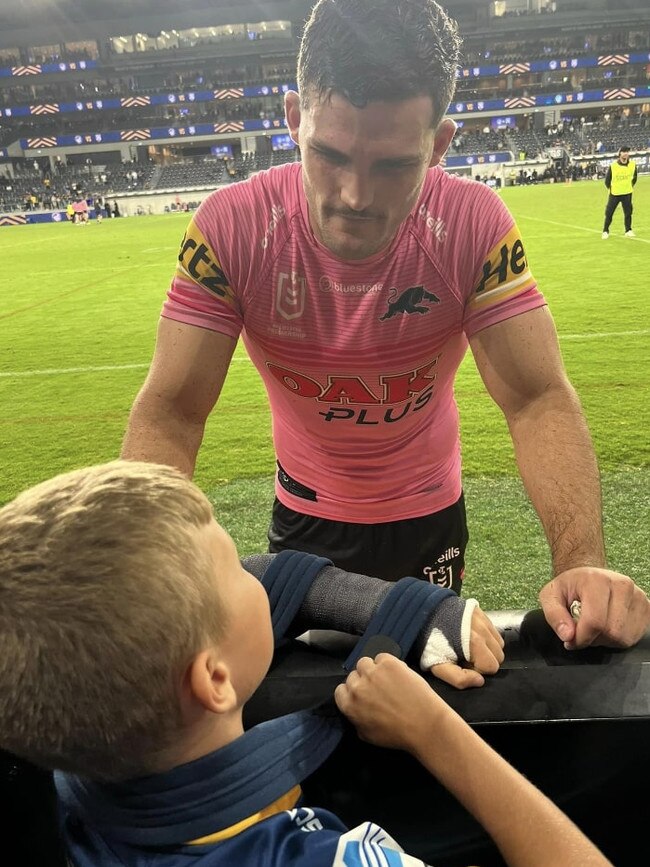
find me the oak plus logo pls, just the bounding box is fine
[276,272,306,320]
[266,357,440,426]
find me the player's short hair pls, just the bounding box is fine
[297,0,461,127]
[618,146,630,153]
[0,461,225,781]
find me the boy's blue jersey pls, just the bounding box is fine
[65,809,428,866]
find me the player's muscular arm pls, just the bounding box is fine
[469,306,605,575]
[121,318,237,477]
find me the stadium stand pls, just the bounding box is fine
[1,5,650,867]
[0,0,648,215]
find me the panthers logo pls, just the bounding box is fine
[379,285,440,321]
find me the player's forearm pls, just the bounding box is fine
[121,392,204,478]
[412,705,612,867]
[507,382,606,574]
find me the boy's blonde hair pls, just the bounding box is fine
[0,461,225,781]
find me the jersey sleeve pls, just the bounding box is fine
[162,190,245,340]
[458,184,545,338]
[331,822,431,866]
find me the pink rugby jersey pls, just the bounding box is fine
[164,163,545,523]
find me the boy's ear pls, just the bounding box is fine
[189,650,237,715]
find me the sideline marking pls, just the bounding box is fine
[518,213,650,243]
[561,329,649,340]
[1,330,647,380]
[0,357,252,378]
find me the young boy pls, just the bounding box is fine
[0,462,611,867]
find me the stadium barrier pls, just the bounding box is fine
[3,609,648,867]
[246,610,650,867]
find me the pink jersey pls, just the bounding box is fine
[164,164,545,523]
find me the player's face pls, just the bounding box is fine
[203,520,274,705]
[286,90,454,261]
[619,151,629,164]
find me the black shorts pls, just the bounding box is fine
[268,493,468,594]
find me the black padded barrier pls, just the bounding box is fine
[245,610,650,867]
[2,610,649,867]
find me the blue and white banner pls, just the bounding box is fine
[448,84,650,115]
[444,151,511,168]
[20,116,289,149]
[456,51,650,80]
[0,211,81,227]
[3,82,294,120]
[17,84,650,150]
[0,59,97,78]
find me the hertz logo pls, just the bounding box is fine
[176,219,235,305]
[468,224,535,312]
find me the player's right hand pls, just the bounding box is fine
[335,654,449,753]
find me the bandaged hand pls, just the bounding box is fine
[419,597,504,689]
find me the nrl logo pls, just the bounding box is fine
[276,272,306,320]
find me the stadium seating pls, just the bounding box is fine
[0,0,647,212]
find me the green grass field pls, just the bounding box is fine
[1,177,649,608]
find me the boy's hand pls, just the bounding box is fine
[429,606,505,690]
[335,654,449,753]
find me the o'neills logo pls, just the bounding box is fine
[319,276,383,294]
[261,204,286,248]
[418,204,446,242]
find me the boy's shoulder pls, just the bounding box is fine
[189,814,425,867]
[60,803,424,866]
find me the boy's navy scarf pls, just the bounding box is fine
[55,706,342,847]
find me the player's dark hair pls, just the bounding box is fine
[619,146,630,153]
[297,0,461,126]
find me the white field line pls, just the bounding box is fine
[20,264,171,278]
[518,213,650,243]
[561,329,649,340]
[1,330,647,379]
[0,357,252,378]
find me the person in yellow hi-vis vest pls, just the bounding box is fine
[602,146,638,238]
